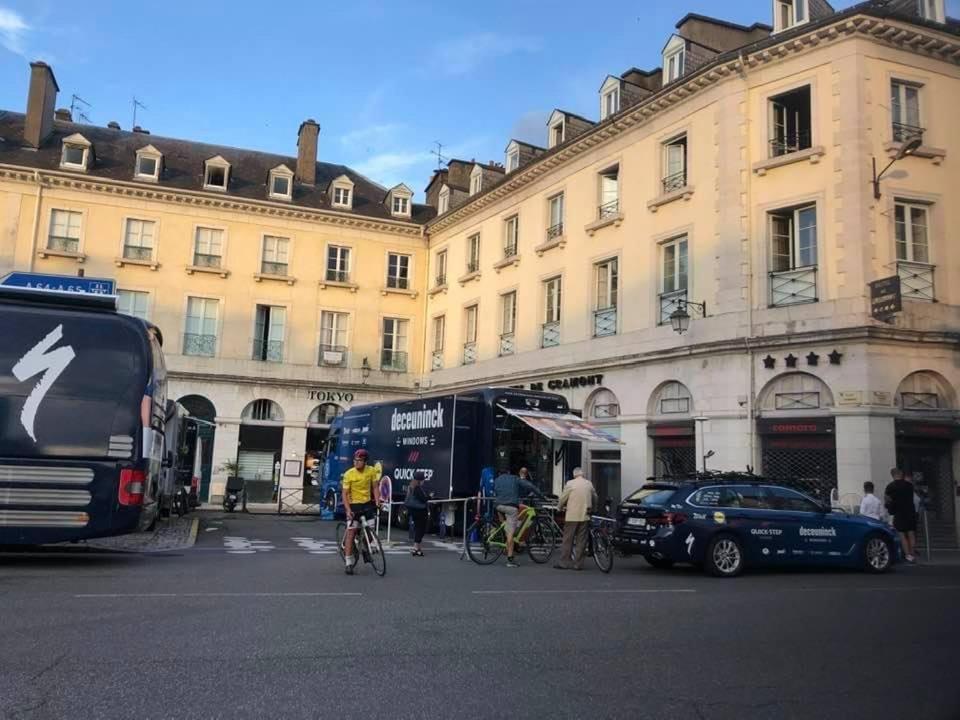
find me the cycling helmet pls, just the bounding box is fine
[353,449,369,461]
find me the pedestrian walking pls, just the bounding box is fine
[405,471,429,557]
[554,468,598,571]
[859,481,884,521]
[885,468,918,563]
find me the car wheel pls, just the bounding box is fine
[705,534,744,578]
[643,555,674,570]
[863,533,893,574]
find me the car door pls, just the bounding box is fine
[720,485,777,565]
[765,486,839,565]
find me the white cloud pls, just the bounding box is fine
[0,7,29,56]
[339,123,403,148]
[434,32,541,76]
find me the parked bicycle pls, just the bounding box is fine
[465,500,557,565]
[335,513,386,577]
[541,504,614,573]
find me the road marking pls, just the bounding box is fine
[471,589,697,595]
[74,592,362,598]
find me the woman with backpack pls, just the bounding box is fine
[405,470,430,557]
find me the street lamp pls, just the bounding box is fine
[669,299,707,335]
[872,135,922,200]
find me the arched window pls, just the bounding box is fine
[308,403,343,426]
[649,381,693,416]
[896,371,956,412]
[241,399,284,422]
[586,388,620,419]
[758,372,833,412]
[177,394,216,422]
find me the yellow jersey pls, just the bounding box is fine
[342,464,380,504]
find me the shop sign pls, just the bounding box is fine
[307,390,355,403]
[529,374,604,392]
[757,418,835,435]
[870,391,892,406]
[838,391,862,406]
[895,421,959,439]
[647,423,695,438]
[869,275,901,321]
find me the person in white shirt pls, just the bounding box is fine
[860,481,884,521]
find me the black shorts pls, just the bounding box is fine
[347,502,377,529]
[893,512,917,533]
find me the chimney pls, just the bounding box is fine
[132,126,150,134]
[107,121,121,130]
[54,108,72,122]
[24,61,60,149]
[296,118,319,186]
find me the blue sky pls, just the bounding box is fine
[1,0,957,198]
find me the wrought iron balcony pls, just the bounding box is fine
[48,236,79,253]
[662,170,687,193]
[658,288,688,325]
[892,122,924,144]
[183,333,216,357]
[546,222,564,240]
[598,199,620,220]
[434,273,447,288]
[593,307,617,337]
[326,269,350,283]
[380,349,408,372]
[896,261,935,301]
[466,260,480,274]
[431,349,444,371]
[503,242,517,259]
[318,344,348,366]
[769,129,812,158]
[499,333,515,356]
[769,265,818,307]
[123,245,153,261]
[541,321,560,348]
[193,253,222,268]
[260,261,288,276]
[252,339,284,363]
[463,342,477,365]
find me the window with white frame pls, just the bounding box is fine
[895,202,930,263]
[387,252,411,290]
[503,215,519,257]
[542,277,562,347]
[203,158,229,190]
[269,168,293,200]
[506,148,520,173]
[326,245,351,283]
[261,235,290,276]
[602,87,620,120]
[435,249,448,286]
[193,227,224,268]
[433,315,445,352]
[381,318,409,371]
[48,209,82,253]
[392,195,409,216]
[663,135,687,192]
[501,291,517,335]
[665,48,685,83]
[60,134,90,171]
[775,0,807,31]
[916,0,943,21]
[333,186,351,207]
[466,233,480,273]
[599,165,619,217]
[464,304,478,344]
[438,186,450,214]
[769,85,812,157]
[184,297,219,357]
[320,311,349,365]
[661,236,688,295]
[470,166,483,195]
[550,122,564,148]
[135,147,161,181]
[769,205,818,307]
[253,305,286,362]
[117,290,149,320]
[595,258,618,311]
[123,219,156,261]
[890,81,922,142]
[547,194,564,239]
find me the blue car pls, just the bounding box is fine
[613,475,898,577]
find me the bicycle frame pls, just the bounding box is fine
[485,505,537,549]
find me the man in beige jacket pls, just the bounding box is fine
[555,467,598,570]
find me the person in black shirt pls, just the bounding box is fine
[885,468,917,563]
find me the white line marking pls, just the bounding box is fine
[471,589,697,595]
[74,592,362,598]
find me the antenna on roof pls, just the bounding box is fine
[70,94,91,123]
[431,141,448,170]
[132,96,148,128]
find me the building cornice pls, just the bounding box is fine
[167,368,418,396]
[0,164,424,238]
[427,13,960,236]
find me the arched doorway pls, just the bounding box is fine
[176,394,217,501]
[894,371,958,542]
[304,403,344,504]
[756,372,836,502]
[584,388,622,504]
[647,381,696,479]
[238,399,285,503]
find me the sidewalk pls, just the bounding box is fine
[74,515,200,553]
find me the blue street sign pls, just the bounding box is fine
[0,272,115,296]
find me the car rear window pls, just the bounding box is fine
[625,488,676,506]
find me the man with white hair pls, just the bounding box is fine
[555,467,598,571]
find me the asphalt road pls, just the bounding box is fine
[1,511,957,720]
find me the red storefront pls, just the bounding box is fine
[648,422,696,478]
[757,417,837,503]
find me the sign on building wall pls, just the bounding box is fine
[869,276,901,322]
[529,374,604,392]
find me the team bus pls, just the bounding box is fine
[0,285,167,545]
[318,387,619,521]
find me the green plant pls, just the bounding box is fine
[217,459,240,476]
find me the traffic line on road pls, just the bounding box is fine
[471,589,697,595]
[73,592,362,598]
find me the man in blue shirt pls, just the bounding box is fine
[494,470,543,568]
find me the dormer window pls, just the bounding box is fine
[470,165,483,196]
[774,0,807,32]
[268,164,294,201]
[599,77,621,120]
[551,122,564,147]
[203,155,230,191]
[506,144,520,173]
[393,196,409,215]
[330,175,355,209]
[135,145,162,182]
[917,0,945,22]
[59,133,91,171]
[438,185,450,214]
[387,183,413,218]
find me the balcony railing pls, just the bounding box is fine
[183,333,216,357]
[48,236,79,253]
[387,276,410,290]
[252,338,284,363]
[541,321,560,348]
[892,122,924,144]
[769,265,818,307]
[593,307,617,337]
[598,199,620,220]
[318,344,348,367]
[463,342,477,365]
[662,170,687,193]
[123,245,153,261]
[658,288,688,325]
[380,349,408,372]
[770,129,812,158]
[466,261,480,274]
[897,261,935,301]
[546,222,564,240]
[503,242,517,259]
[326,269,350,283]
[431,349,444,371]
[193,253,222,268]
[261,261,288,276]
[434,274,447,287]
[499,333,515,356]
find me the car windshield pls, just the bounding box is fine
[624,487,676,506]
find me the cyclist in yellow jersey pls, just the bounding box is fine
[342,448,382,574]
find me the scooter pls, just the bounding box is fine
[223,477,245,513]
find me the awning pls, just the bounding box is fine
[498,406,622,445]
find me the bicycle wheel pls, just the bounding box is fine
[335,522,347,560]
[465,519,504,565]
[592,529,614,573]
[527,517,557,564]
[364,527,386,577]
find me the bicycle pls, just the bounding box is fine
[586,516,615,573]
[465,500,557,565]
[335,511,386,577]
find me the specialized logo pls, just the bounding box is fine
[799,526,837,537]
[390,403,445,432]
[12,325,75,442]
[685,533,695,556]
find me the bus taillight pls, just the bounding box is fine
[119,469,146,506]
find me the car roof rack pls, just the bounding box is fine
[646,470,769,486]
